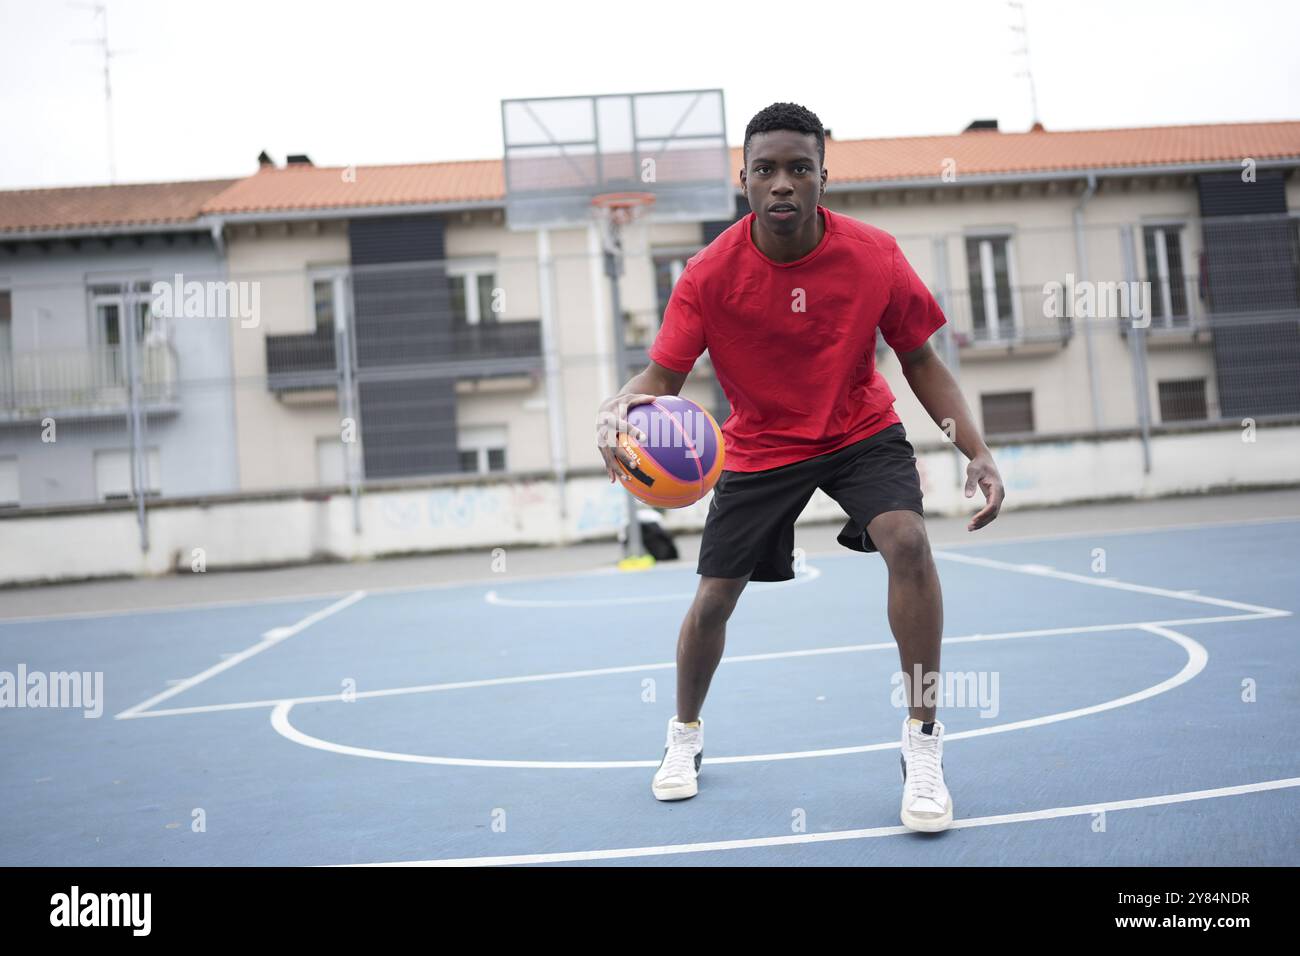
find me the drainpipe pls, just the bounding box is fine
[209,217,243,496]
[1073,173,1103,430]
[536,228,569,525]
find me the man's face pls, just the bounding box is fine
[740,130,827,236]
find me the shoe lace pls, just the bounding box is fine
[661,729,698,778]
[907,732,942,798]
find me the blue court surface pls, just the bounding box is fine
[1,515,1297,867]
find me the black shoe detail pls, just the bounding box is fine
[899,752,907,782]
[694,752,702,772]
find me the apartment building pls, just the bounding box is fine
[2,119,1297,508]
[0,179,239,507]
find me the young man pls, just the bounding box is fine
[595,102,1005,832]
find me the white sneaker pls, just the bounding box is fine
[652,715,703,801]
[899,717,953,832]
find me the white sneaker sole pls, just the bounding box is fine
[900,752,952,831]
[900,802,953,832]
[652,778,699,801]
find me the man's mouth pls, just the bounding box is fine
[768,203,797,219]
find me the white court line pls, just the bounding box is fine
[485,566,821,607]
[933,550,1290,616]
[335,775,1300,866]
[113,590,367,720]
[6,513,1295,627]
[119,611,1267,720]
[267,624,1207,769]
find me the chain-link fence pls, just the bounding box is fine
[2,211,1297,541]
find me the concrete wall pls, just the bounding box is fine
[1,422,1294,586]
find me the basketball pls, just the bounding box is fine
[613,396,725,508]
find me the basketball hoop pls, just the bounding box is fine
[591,192,656,260]
[591,191,657,224]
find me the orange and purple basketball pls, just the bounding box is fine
[614,396,725,508]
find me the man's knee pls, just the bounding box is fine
[692,574,748,627]
[872,515,933,573]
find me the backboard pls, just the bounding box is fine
[501,89,734,230]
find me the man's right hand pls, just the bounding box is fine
[597,393,657,483]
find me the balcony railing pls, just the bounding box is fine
[265,329,337,392]
[944,286,1073,352]
[0,344,179,422]
[266,319,545,392]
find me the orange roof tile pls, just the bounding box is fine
[201,159,502,215]
[4,122,1298,230]
[200,121,1300,216]
[818,121,1300,183]
[0,179,236,234]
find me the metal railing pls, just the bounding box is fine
[944,286,1073,350]
[2,213,1298,516]
[0,343,178,421]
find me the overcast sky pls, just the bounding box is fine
[2,0,1298,190]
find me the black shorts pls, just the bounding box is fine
[696,423,924,582]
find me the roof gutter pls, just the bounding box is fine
[0,221,216,244]
[198,197,502,227]
[821,157,1300,194]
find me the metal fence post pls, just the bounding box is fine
[338,272,362,535]
[123,286,149,552]
[1120,224,1153,474]
[932,235,966,482]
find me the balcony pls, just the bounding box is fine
[266,319,545,393]
[946,286,1073,358]
[0,344,179,423]
[265,329,337,393]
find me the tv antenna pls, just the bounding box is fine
[1008,1,1041,127]
[72,1,125,181]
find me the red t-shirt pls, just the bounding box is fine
[649,204,947,472]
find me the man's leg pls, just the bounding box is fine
[867,510,943,722]
[675,572,752,723]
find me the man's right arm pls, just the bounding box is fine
[596,360,690,482]
[621,359,688,401]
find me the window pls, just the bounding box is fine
[448,260,499,327]
[0,289,11,352]
[981,391,1034,436]
[1143,224,1190,326]
[653,253,689,321]
[965,235,1018,342]
[0,290,11,388]
[0,456,17,508]
[457,424,508,474]
[1157,379,1208,422]
[94,448,161,501]
[308,267,348,337]
[90,281,154,348]
[313,279,336,336]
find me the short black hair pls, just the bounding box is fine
[743,102,826,167]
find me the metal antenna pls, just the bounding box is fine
[71,1,121,181]
[1008,1,1041,128]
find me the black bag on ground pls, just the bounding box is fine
[638,512,679,561]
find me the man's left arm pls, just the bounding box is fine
[897,342,1005,531]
